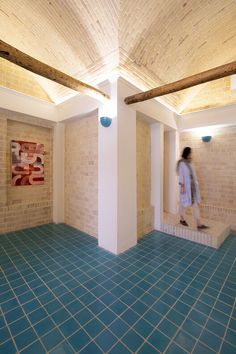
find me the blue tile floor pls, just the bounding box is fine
[0,224,236,354]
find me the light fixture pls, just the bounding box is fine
[201,135,212,142]
[100,116,112,128]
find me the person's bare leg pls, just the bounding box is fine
[179,204,188,226]
[192,203,209,230]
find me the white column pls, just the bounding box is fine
[117,79,137,254]
[151,122,164,230]
[98,80,118,253]
[53,122,65,223]
[98,78,137,254]
[164,130,179,214]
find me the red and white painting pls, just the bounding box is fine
[11,140,45,186]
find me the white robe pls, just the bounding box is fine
[178,161,201,208]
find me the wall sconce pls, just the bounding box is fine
[201,135,212,143]
[100,116,112,128]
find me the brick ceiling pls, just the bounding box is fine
[0,0,236,113]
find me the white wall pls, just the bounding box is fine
[151,123,164,230]
[53,123,65,223]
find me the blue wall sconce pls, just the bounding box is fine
[201,135,212,143]
[100,116,112,128]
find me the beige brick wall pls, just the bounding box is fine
[136,118,154,238]
[0,109,54,234]
[180,126,236,228]
[65,113,98,238]
[0,58,51,102]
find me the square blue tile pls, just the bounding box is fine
[44,299,62,314]
[88,300,106,315]
[66,298,83,313]
[139,293,157,307]
[5,307,24,324]
[95,329,118,352]
[58,292,76,305]
[120,292,137,306]
[210,308,229,325]
[206,318,225,338]
[130,300,149,316]
[68,328,91,352]
[1,298,19,313]
[189,309,208,326]
[158,318,178,338]
[173,301,191,316]
[200,328,222,352]
[108,341,132,354]
[220,341,236,354]
[165,342,188,354]
[0,326,11,343]
[15,327,37,351]
[51,308,70,325]
[59,317,80,337]
[0,339,17,354]
[84,318,105,338]
[28,307,48,325]
[34,316,55,337]
[122,329,144,352]
[192,341,215,354]
[109,318,130,338]
[98,308,117,326]
[166,309,185,326]
[174,330,196,352]
[9,316,31,337]
[136,342,160,354]
[152,300,170,316]
[75,308,94,326]
[20,340,46,354]
[80,341,103,354]
[38,292,55,305]
[182,319,202,338]
[148,329,170,352]
[49,340,74,354]
[110,300,127,315]
[121,308,140,326]
[41,328,64,351]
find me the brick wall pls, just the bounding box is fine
[64,113,98,238]
[136,118,154,238]
[0,109,54,234]
[0,58,51,102]
[180,126,236,229]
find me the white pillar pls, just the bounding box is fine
[53,122,65,223]
[98,78,137,254]
[164,130,179,214]
[151,123,164,230]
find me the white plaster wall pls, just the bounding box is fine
[53,122,65,223]
[151,123,164,230]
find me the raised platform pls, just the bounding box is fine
[160,212,230,248]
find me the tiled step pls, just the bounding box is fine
[161,212,230,248]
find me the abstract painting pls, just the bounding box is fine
[11,140,45,186]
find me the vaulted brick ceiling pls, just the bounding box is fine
[0,0,236,113]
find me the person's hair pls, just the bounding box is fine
[176,146,192,173]
[181,147,191,160]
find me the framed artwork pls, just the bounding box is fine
[11,140,45,186]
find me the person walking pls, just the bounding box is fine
[177,147,209,230]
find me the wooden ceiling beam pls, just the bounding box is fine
[124,60,236,105]
[0,40,110,102]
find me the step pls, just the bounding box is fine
[161,213,230,249]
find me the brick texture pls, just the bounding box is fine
[64,114,98,238]
[0,109,53,234]
[180,126,236,229]
[136,118,154,238]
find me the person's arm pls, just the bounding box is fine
[179,162,186,194]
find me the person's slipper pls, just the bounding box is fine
[180,220,189,227]
[197,224,209,230]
